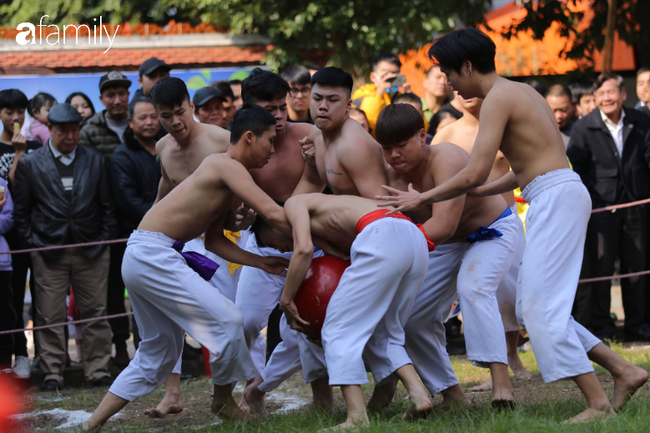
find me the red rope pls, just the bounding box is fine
[0,238,128,255]
[591,197,650,214]
[0,312,134,336]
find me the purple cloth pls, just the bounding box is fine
[172,240,219,281]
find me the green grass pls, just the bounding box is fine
[26,343,650,432]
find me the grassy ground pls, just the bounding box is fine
[16,343,650,432]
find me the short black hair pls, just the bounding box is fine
[376,104,424,146]
[393,92,422,108]
[373,53,402,71]
[281,66,312,86]
[311,67,354,98]
[230,103,277,144]
[0,89,28,112]
[241,68,291,104]
[568,82,594,103]
[546,84,572,101]
[210,80,235,101]
[28,92,57,117]
[65,92,96,116]
[150,77,190,110]
[637,66,650,77]
[428,28,496,75]
[251,215,274,247]
[427,108,462,135]
[595,73,625,91]
[228,79,242,85]
[128,95,155,120]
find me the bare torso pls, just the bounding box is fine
[434,117,514,206]
[250,122,313,202]
[388,143,507,243]
[157,122,231,187]
[140,154,239,241]
[312,119,387,197]
[488,78,569,189]
[299,194,389,253]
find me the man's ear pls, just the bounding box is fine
[47,123,53,133]
[463,60,474,76]
[245,130,255,145]
[189,101,195,113]
[622,88,628,102]
[419,128,427,144]
[138,76,143,88]
[369,71,378,85]
[345,98,352,116]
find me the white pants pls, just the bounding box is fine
[322,217,428,385]
[518,169,601,383]
[170,233,251,375]
[457,211,522,368]
[235,233,324,385]
[496,208,524,333]
[109,231,256,401]
[403,244,467,394]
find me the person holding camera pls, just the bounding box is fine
[351,53,410,137]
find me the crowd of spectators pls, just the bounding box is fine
[0,53,649,392]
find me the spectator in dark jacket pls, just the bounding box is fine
[0,177,15,371]
[79,71,132,162]
[107,96,161,363]
[567,73,650,342]
[14,104,117,391]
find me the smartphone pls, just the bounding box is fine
[386,74,406,93]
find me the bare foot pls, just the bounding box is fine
[80,421,102,432]
[563,407,616,424]
[470,377,493,392]
[491,386,515,409]
[401,391,433,420]
[611,364,648,410]
[319,417,370,432]
[211,397,249,421]
[509,357,533,381]
[243,379,267,414]
[144,393,183,418]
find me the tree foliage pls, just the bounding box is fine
[502,0,648,67]
[0,0,491,75]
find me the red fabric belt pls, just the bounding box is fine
[355,209,436,252]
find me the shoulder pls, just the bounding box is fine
[155,134,172,153]
[430,142,469,166]
[205,123,231,141]
[78,145,104,162]
[287,122,313,139]
[110,143,130,159]
[339,119,380,152]
[26,140,41,151]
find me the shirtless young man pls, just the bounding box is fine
[377,28,648,423]
[243,67,390,411]
[253,194,434,430]
[432,96,533,390]
[83,105,291,430]
[136,77,236,418]
[231,69,327,411]
[377,103,520,406]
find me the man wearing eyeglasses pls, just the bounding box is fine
[281,66,314,124]
[567,73,650,342]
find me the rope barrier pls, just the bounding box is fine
[0,312,134,336]
[591,197,650,214]
[0,196,648,334]
[0,238,128,255]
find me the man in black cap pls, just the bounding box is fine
[14,104,117,391]
[79,71,132,162]
[193,87,229,129]
[135,57,172,98]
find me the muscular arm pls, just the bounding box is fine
[339,139,388,198]
[154,164,174,204]
[292,127,326,196]
[377,97,506,212]
[472,170,519,197]
[292,160,326,196]
[216,157,291,234]
[420,147,468,244]
[279,195,315,333]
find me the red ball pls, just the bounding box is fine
[294,256,350,339]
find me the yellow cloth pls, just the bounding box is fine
[223,230,243,276]
[351,83,391,138]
